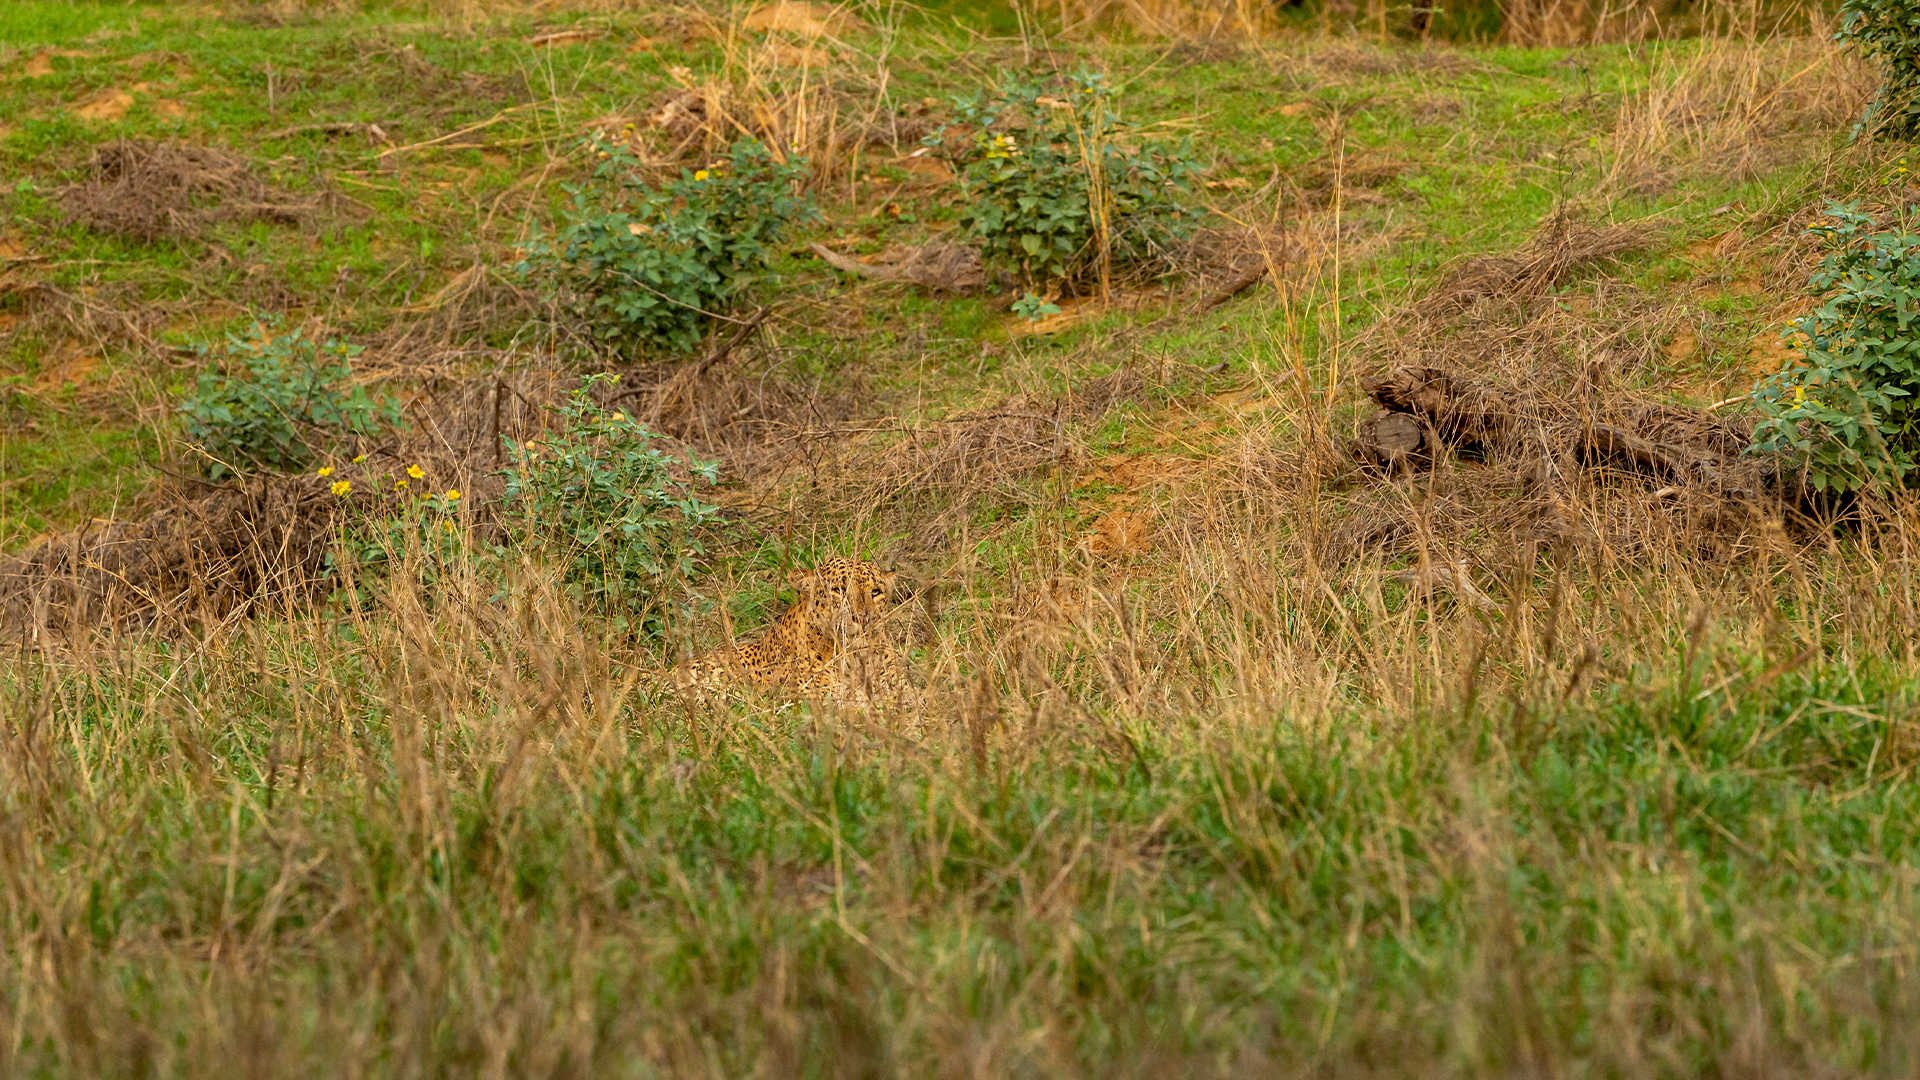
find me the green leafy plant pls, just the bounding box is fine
[1839,0,1920,137]
[1750,203,1920,493]
[178,318,400,480]
[501,374,721,631]
[929,71,1200,292]
[1012,292,1063,321]
[522,137,817,356]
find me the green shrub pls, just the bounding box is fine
[1750,203,1920,493]
[930,71,1200,292]
[1839,0,1920,137]
[523,137,817,356]
[501,374,721,631]
[178,318,401,480]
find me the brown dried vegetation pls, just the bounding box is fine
[61,140,323,243]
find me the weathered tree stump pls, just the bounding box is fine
[1355,410,1432,472]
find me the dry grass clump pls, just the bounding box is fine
[1049,0,1280,38]
[0,366,563,640]
[636,5,899,188]
[0,279,171,357]
[1425,209,1655,313]
[606,345,869,478]
[1325,205,1810,580]
[1600,26,1875,197]
[822,368,1144,522]
[60,140,322,243]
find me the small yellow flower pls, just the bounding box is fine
[352,454,366,464]
[407,464,425,480]
[613,411,626,422]
[694,169,710,181]
[316,466,334,478]
[396,479,409,491]
[331,480,352,496]
[445,489,461,501]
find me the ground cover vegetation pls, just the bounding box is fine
[7,0,1920,1075]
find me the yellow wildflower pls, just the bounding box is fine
[352,454,366,464]
[445,489,461,501]
[316,466,334,478]
[396,479,409,491]
[331,480,352,496]
[694,169,710,181]
[407,464,424,480]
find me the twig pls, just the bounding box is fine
[1198,264,1269,312]
[263,121,388,141]
[376,104,538,158]
[696,305,771,375]
[527,29,602,47]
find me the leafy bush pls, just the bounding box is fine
[929,71,1200,291]
[179,318,400,480]
[1838,0,1920,137]
[523,137,817,356]
[1750,204,1920,493]
[501,374,721,630]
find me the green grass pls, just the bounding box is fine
[7,586,1918,1076]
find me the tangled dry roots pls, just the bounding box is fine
[1340,363,1797,565]
[62,140,318,242]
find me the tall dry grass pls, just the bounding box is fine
[1598,10,1876,200]
[638,2,907,192]
[6,294,1920,1072]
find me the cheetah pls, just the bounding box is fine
[675,557,917,708]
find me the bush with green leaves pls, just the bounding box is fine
[179,318,401,480]
[523,137,817,356]
[1750,203,1920,493]
[1839,0,1920,137]
[929,71,1200,291]
[501,374,721,631]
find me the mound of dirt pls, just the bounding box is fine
[62,140,318,242]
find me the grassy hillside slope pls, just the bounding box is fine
[5,2,1920,1076]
